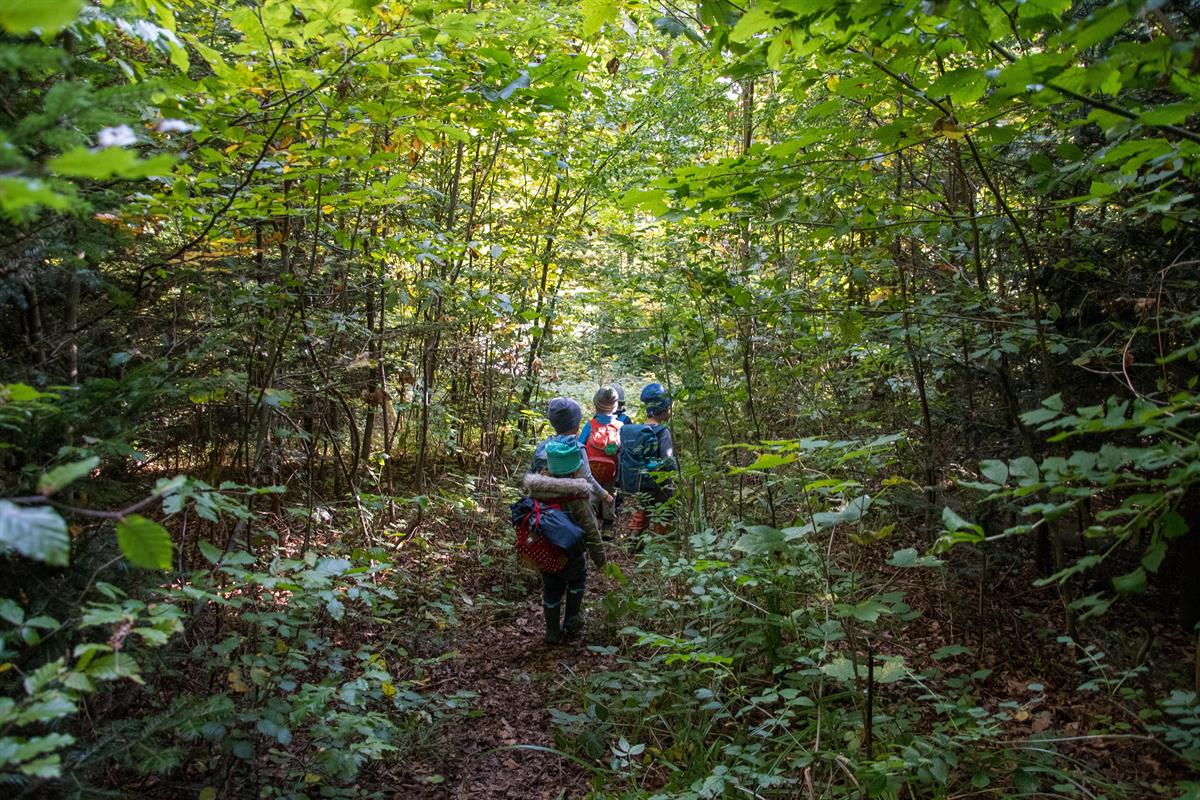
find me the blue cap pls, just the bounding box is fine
[640,383,672,416]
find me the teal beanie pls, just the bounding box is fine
[546,441,583,476]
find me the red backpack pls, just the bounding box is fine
[584,418,622,484]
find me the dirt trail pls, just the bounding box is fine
[389,550,628,799]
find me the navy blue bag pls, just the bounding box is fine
[510,497,585,560]
[618,423,662,494]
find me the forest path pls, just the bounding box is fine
[390,542,631,799]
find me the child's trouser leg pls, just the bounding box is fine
[593,482,616,532]
[560,557,588,638]
[541,571,566,644]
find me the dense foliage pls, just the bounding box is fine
[2,0,1200,797]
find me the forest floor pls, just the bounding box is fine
[333,511,1193,800]
[382,526,633,800]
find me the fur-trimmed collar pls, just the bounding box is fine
[523,472,591,499]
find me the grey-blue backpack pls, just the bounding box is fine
[618,423,662,494]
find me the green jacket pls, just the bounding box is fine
[522,472,606,567]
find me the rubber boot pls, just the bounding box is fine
[543,600,564,645]
[563,586,585,640]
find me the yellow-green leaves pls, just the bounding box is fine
[622,187,669,216]
[0,0,83,35]
[730,6,781,43]
[581,0,620,37]
[116,516,173,570]
[49,148,175,180]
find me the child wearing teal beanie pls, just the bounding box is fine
[524,439,606,644]
[522,397,613,644]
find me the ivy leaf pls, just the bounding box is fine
[37,457,99,496]
[0,0,83,34]
[0,501,69,566]
[116,515,174,570]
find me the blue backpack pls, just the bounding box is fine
[618,423,662,494]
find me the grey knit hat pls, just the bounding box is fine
[611,383,626,410]
[546,396,582,433]
[593,385,619,414]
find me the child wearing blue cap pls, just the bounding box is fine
[628,382,678,536]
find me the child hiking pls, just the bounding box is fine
[530,397,614,511]
[578,385,623,534]
[618,382,678,539]
[610,383,633,425]
[522,440,606,644]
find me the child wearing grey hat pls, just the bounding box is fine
[610,383,633,425]
[578,386,624,533]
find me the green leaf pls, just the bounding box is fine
[838,311,863,344]
[1069,4,1131,49]
[1020,406,1060,425]
[743,452,796,470]
[730,6,778,42]
[86,653,142,681]
[48,148,175,180]
[622,188,668,216]
[1112,566,1146,595]
[734,525,787,555]
[819,657,857,683]
[941,506,982,535]
[116,515,173,570]
[979,459,1008,485]
[886,548,941,568]
[0,598,24,625]
[256,718,293,745]
[1158,511,1188,539]
[931,644,971,660]
[198,540,223,564]
[0,501,69,566]
[37,457,99,496]
[0,0,83,34]
[1142,542,1168,573]
[580,0,619,37]
[0,177,72,216]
